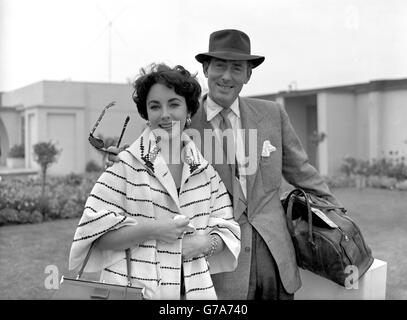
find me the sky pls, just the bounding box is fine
[1,0,407,96]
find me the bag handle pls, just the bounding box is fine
[306,193,347,213]
[77,242,133,287]
[284,188,314,246]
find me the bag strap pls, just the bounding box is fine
[305,193,346,212]
[284,188,314,245]
[77,242,133,287]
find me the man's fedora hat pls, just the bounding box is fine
[195,29,265,68]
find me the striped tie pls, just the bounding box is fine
[218,108,247,216]
[218,108,239,179]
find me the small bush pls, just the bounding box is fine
[323,175,356,188]
[8,144,25,158]
[368,175,397,189]
[0,208,19,225]
[85,160,102,173]
[63,173,84,186]
[395,180,407,191]
[0,172,98,226]
[60,200,84,219]
[28,210,44,224]
[340,156,358,176]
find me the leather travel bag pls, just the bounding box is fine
[52,245,144,300]
[282,188,374,287]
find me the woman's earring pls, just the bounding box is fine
[185,116,191,128]
[146,120,151,127]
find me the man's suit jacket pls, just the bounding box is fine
[190,95,338,299]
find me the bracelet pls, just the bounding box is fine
[204,234,220,258]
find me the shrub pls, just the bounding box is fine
[33,141,62,199]
[18,210,32,224]
[367,175,397,189]
[63,173,84,186]
[8,144,25,158]
[0,172,98,226]
[0,208,19,225]
[340,156,358,176]
[323,175,356,188]
[60,200,84,219]
[86,160,102,173]
[28,210,44,224]
[395,180,407,191]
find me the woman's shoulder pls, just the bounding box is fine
[201,163,221,183]
[107,148,144,173]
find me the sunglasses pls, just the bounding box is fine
[88,101,130,153]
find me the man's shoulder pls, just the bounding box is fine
[241,96,281,108]
[240,96,283,115]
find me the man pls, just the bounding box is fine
[108,29,339,300]
[189,29,340,300]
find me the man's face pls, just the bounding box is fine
[203,58,252,108]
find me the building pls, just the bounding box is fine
[1,78,407,176]
[251,78,407,176]
[0,80,145,174]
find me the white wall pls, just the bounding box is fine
[1,82,45,107]
[83,82,146,167]
[318,92,357,176]
[0,108,22,163]
[380,89,407,159]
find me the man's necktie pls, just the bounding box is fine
[218,108,247,216]
[218,108,239,179]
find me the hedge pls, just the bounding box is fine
[0,172,100,226]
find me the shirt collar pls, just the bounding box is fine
[205,96,240,122]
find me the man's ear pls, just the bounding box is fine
[244,64,253,84]
[202,61,209,78]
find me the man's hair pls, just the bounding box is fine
[132,63,202,120]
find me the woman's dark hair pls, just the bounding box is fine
[132,63,202,120]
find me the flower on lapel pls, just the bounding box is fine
[184,146,201,174]
[140,136,161,173]
[261,140,276,157]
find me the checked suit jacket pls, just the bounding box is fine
[189,95,339,299]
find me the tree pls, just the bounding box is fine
[33,141,61,199]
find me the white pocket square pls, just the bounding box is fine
[261,140,276,157]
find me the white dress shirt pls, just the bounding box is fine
[204,96,247,199]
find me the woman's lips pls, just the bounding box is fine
[159,123,173,130]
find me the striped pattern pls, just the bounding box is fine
[69,128,241,300]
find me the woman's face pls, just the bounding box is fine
[146,83,190,140]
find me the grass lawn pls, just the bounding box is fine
[0,187,406,300]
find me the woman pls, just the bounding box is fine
[69,64,241,300]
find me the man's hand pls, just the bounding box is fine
[104,144,129,168]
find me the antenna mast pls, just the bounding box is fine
[108,21,112,83]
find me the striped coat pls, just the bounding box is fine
[69,129,241,300]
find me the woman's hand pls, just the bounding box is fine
[105,144,129,168]
[182,234,211,260]
[154,216,190,244]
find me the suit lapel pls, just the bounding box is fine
[239,97,268,202]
